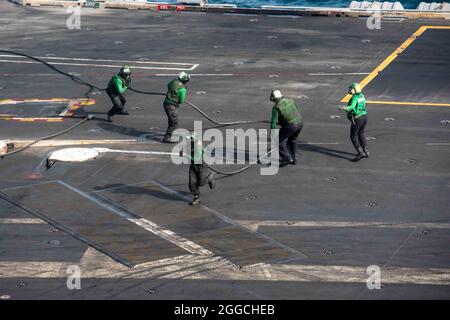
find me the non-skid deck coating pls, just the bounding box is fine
[362,27,450,106]
[98,182,297,266]
[1,181,188,267]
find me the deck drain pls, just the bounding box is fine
[131,106,140,110]
[22,37,32,41]
[213,45,223,49]
[406,159,416,164]
[384,117,395,121]
[267,35,278,39]
[145,289,156,295]
[362,39,371,43]
[285,221,295,226]
[50,228,59,233]
[440,120,450,124]
[196,91,206,95]
[331,65,341,70]
[16,282,28,289]
[149,127,160,131]
[114,41,123,45]
[421,230,431,235]
[367,137,377,141]
[301,48,310,53]
[0,295,10,300]
[269,74,279,78]
[212,110,222,114]
[367,202,377,207]
[138,57,149,61]
[323,249,333,255]
[326,177,337,181]
[46,239,61,246]
[249,19,258,22]
[91,91,102,96]
[233,61,244,65]
[296,95,309,99]
[246,195,257,200]
[330,115,340,119]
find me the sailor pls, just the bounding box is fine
[106,66,132,122]
[270,89,303,167]
[186,131,215,206]
[162,71,190,143]
[339,83,369,162]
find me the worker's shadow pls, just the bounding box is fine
[299,143,355,161]
[96,122,165,142]
[94,184,189,203]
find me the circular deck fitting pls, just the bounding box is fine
[48,147,100,162]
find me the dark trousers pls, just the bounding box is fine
[350,115,367,151]
[163,102,179,138]
[189,164,210,197]
[107,93,126,116]
[279,122,303,162]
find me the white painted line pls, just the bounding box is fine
[0,54,197,66]
[154,73,234,76]
[0,59,195,71]
[308,72,371,76]
[1,260,449,285]
[93,147,177,156]
[7,139,150,148]
[426,143,450,146]
[251,141,339,145]
[0,218,44,224]
[56,181,213,257]
[236,220,450,232]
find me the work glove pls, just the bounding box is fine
[125,76,131,86]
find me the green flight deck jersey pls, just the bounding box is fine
[106,74,128,95]
[345,93,367,118]
[164,79,187,106]
[271,97,302,129]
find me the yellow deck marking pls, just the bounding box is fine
[341,26,450,106]
[0,98,95,121]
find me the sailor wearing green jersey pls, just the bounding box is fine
[339,83,369,162]
[270,89,303,167]
[106,66,132,122]
[162,71,190,143]
[186,131,215,206]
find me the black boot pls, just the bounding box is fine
[279,159,294,167]
[162,134,174,143]
[363,146,369,158]
[106,111,113,122]
[351,147,365,162]
[117,110,129,115]
[207,173,215,190]
[190,195,200,206]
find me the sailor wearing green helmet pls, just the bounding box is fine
[162,71,190,143]
[106,66,132,122]
[339,83,369,162]
[186,131,215,206]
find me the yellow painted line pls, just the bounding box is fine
[341,26,446,103]
[366,100,450,107]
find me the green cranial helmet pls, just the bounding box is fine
[270,89,283,102]
[120,65,132,76]
[178,71,190,83]
[349,83,362,94]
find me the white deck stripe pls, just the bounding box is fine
[56,181,213,257]
[0,59,196,71]
[308,72,371,76]
[1,260,449,285]
[0,54,196,66]
[236,220,450,232]
[0,218,44,224]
